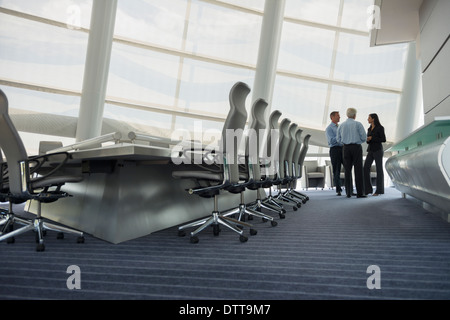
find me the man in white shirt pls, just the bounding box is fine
[336,108,367,198]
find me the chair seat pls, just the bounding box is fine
[307,172,324,179]
[224,184,246,194]
[172,170,222,182]
[172,170,223,198]
[30,175,83,189]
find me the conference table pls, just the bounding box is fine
[27,142,246,244]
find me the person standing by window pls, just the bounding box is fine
[325,111,343,196]
[364,113,386,196]
[337,108,367,198]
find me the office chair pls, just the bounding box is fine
[302,160,326,189]
[0,160,33,240]
[274,119,302,210]
[280,127,308,203]
[283,129,310,203]
[173,82,257,243]
[228,98,282,222]
[277,122,304,207]
[0,89,85,251]
[260,110,287,213]
[294,134,311,201]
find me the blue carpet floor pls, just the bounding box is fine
[1,187,450,301]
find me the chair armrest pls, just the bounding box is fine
[0,162,8,190]
[181,145,221,164]
[27,152,71,184]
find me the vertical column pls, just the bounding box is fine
[76,0,118,142]
[251,0,286,109]
[395,42,423,142]
[252,0,285,200]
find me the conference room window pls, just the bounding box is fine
[272,76,329,131]
[334,32,407,90]
[328,85,401,138]
[274,0,408,145]
[109,0,262,139]
[0,0,411,155]
[277,22,336,79]
[0,0,92,153]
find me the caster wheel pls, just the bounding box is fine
[77,236,85,244]
[213,225,221,236]
[250,229,257,236]
[190,236,199,244]
[282,209,287,214]
[262,218,268,223]
[6,237,15,244]
[279,213,285,219]
[296,203,301,208]
[302,199,307,204]
[271,221,278,227]
[293,206,298,211]
[57,232,64,240]
[36,243,45,252]
[178,230,186,237]
[239,235,248,243]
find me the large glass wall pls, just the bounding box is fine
[0,0,409,156]
[275,0,408,156]
[108,0,261,139]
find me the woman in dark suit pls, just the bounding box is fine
[364,113,386,196]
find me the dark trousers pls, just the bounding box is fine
[343,144,364,196]
[364,148,384,194]
[329,146,343,192]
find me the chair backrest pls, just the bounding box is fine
[220,82,251,184]
[278,118,291,179]
[286,123,298,178]
[0,89,29,197]
[304,160,318,172]
[264,110,281,179]
[247,98,268,181]
[293,128,303,177]
[297,134,311,178]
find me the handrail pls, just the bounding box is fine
[46,132,122,153]
[128,131,203,149]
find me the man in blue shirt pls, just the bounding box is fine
[337,108,367,198]
[325,111,343,196]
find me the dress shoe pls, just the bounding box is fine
[356,195,367,198]
[337,192,341,196]
[372,193,379,196]
[346,194,351,198]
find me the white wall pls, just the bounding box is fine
[419,0,450,124]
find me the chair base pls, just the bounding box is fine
[222,203,279,226]
[289,189,309,202]
[247,199,286,219]
[275,191,301,211]
[178,211,255,243]
[262,195,286,212]
[0,202,84,252]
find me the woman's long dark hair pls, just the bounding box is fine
[369,113,382,127]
